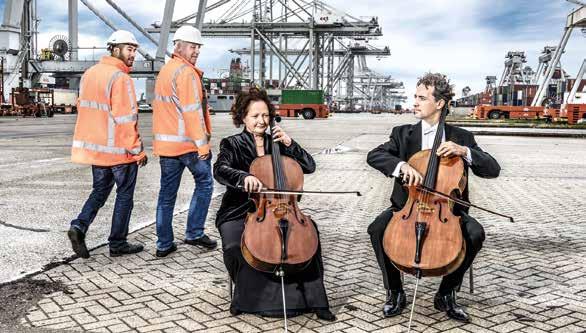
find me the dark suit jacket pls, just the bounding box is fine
[366,122,500,213]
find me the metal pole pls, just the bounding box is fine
[278,34,282,85]
[80,0,154,60]
[32,0,37,59]
[308,25,314,88]
[256,28,308,87]
[533,62,544,84]
[175,0,230,25]
[269,38,273,86]
[498,63,507,87]
[0,57,4,104]
[251,27,255,83]
[259,38,265,87]
[532,27,573,106]
[347,56,354,111]
[104,0,171,57]
[195,0,208,30]
[567,59,586,103]
[329,37,334,93]
[282,43,310,87]
[285,54,309,87]
[282,35,288,87]
[21,0,30,88]
[321,34,326,91]
[156,0,176,63]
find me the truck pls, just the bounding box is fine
[275,89,329,119]
[2,87,55,117]
[562,103,586,124]
[473,80,586,122]
[473,84,547,120]
[474,105,545,120]
[52,88,78,114]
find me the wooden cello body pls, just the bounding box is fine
[241,121,318,274]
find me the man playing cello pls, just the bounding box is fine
[366,72,501,322]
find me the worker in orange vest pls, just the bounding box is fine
[68,30,148,259]
[152,25,216,257]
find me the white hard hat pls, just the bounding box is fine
[173,25,203,45]
[107,30,139,47]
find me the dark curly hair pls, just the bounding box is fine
[230,87,277,127]
[416,72,455,105]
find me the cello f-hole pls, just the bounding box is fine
[402,199,418,220]
[434,199,449,223]
[256,200,268,222]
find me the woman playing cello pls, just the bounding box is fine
[213,88,335,321]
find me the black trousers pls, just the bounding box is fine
[367,207,485,294]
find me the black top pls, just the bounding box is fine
[366,122,501,213]
[213,129,316,226]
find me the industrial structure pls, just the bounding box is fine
[0,0,406,116]
[456,1,586,124]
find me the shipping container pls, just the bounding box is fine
[281,89,324,105]
[276,89,329,119]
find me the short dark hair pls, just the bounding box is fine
[230,87,276,127]
[108,43,124,54]
[108,43,136,54]
[416,72,455,104]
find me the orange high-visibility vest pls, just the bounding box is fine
[71,56,145,167]
[152,54,212,157]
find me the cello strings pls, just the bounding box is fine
[273,124,288,333]
[407,110,446,333]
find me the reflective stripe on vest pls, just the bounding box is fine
[79,100,110,111]
[154,94,201,113]
[72,140,141,155]
[171,64,188,137]
[190,74,208,135]
[154,94,173,103]
[154,134,208,147]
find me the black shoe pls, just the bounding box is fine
[68,227,90,259]
[383,289,406,317]
[229,306,242,316]
[315,309,336,321]
[434,290,470,322]
[185,235,217,250]
[156,243,177,257]
[110,243,144,257]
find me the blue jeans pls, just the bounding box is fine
[71,162,138,249]
[156,152,213,251]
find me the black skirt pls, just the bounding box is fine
[219,218,330,316]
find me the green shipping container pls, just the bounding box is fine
[281,89,324,104]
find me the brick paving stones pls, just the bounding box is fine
[4,114,586,332]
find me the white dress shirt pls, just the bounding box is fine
[391,120,473,177]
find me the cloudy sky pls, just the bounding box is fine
[2,0,585,104]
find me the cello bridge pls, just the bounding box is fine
[272,203,289,218]
[416,203,434,214]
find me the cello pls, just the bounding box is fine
[383,105,466,280]
[241,115,319,275]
